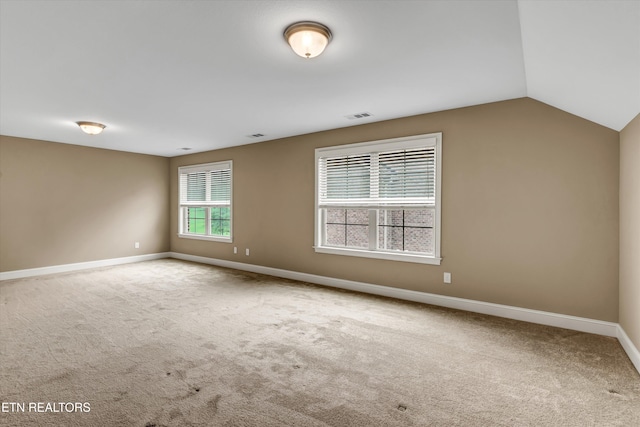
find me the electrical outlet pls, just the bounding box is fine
[444,272,451,284]
[134,242,140,249]
[245,248,250,256]
[234,247,237,254]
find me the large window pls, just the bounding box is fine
[315,133,441,264]
[178,161,232,242]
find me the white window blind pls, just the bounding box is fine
[378,147,435,200]
[318,138,438,208]
[322,155,371,200]
[179,162,232,207]
[210,169,231,203]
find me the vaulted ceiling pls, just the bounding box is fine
[1,0,638,157]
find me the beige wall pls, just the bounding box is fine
[0,136,170,271]
[620,114,640,349]
[170,98,620,322]
[0,98,622,324]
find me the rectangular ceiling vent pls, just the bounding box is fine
[248,133,265,138]
[345,112,373,120]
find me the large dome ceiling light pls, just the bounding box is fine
[76,121,106,135]
[284,21,332,59]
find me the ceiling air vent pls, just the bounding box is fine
[345,112,373,120]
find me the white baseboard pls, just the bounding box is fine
[170,252,618,337]
[0,252,171,281]
[617,325,640,374]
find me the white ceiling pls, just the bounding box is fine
[1,0,638,157]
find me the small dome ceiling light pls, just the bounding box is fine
[284,21,332,59]
[76,121,106,135]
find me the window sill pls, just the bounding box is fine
[178,233,232,243]
[314,246,441,265]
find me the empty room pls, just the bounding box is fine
[1,1,639,426]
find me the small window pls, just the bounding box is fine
[178,161,232,242]
[315,133,442,264]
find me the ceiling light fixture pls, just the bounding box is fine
[284,21,332,59]
[76,121,106,135]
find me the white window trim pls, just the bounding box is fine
[314,133,442,265]
[178,161,233,243]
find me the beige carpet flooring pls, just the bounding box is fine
[0,259,638,426]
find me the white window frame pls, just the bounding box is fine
[314,133,442,265]
[178,161,233,243]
